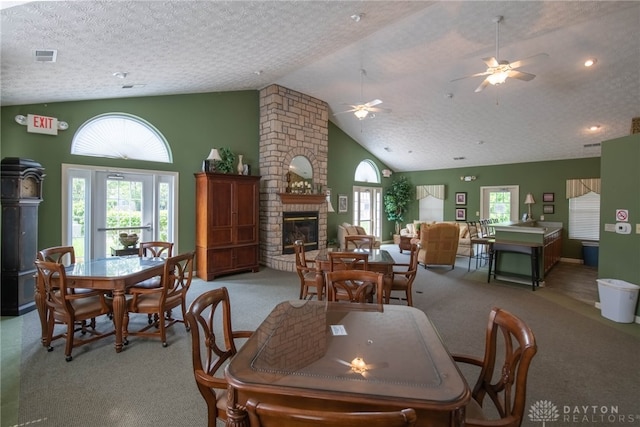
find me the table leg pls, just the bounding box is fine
[226,387,248,427]
[112,289,126,352]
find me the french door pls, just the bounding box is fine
[62,164,177,261]
[480,185,520,222]
[352,186,382,240]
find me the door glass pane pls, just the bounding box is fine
[71,177,87,262]
[481,186,519,222]
[158,181,170,242]
[105,178,143,254]
[489,190,511,223]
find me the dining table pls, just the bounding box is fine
[314,248,396,302]
[225,300,470,427]
[35,255,166,353]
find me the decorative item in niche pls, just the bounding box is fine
[543,192,554,203]
[338,194,348,213]
[455,192,467,205]
[455,208,467,221]
[543,205,554,214]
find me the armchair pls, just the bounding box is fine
[416,222,460,269]
[337,223,381,250]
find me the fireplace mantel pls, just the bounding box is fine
[278,193,326,205]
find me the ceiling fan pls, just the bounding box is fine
[452,16,548,93]
[334,69,391,120]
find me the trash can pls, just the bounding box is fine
[596,279,640,323]
[582,241,599,267]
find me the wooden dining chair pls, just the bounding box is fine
[185,287,254,427]
[245,399,417,427]
[34,260,115,361]
[328,251,369,272]
[451,307,537,427]
[325,269,384,304]
[385,242,420,306]
[293,240,323,300]
[344,234,375,251]
[125,250,194,347]
[128,241,174,324]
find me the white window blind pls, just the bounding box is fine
[568,191,600,240]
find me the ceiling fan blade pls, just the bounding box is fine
[333,108,358,115]
[451,71,491,82]
[364,99,382,108]
[367,107,392,113]
[508,53,549,70]
[507,70,536,81]
[474,78,491,93]
[482,56,500,68]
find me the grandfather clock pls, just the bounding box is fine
[1,158,45,316]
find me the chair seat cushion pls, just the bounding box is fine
[465,398,488,421]
[131,293,181,311]
[216,388,228,417]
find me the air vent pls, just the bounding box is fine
[34,49,57,63]
[453,156,466,161]
[583,143,601,148]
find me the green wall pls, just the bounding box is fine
[1,91,260,253]
[599,134,640,301]
[398,157,600,259]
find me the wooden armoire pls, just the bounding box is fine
[195,172,260,280]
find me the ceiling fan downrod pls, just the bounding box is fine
[493,15,503,61]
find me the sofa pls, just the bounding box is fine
[337,223,381,250]
[401,221,472,257]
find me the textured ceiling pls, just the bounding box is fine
[2,1,639,172]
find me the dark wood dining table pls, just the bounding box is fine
[225,300,470,427]
[314,248,396,301]
[35,256,166,353]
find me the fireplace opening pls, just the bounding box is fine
[283,211,319,254]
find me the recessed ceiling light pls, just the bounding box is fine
[113,71,128,79]
[588,125,601,131]
[584,58,597,67]
[350,13,364,22]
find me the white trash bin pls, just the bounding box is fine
[596,279,640,323]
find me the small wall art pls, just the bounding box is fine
[455,192,467,205]
[455,208,467,221]
[543,205,555,214]
[338,194,348,213]
[543,192,555,203]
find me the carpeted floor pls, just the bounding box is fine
[1,244,639,427]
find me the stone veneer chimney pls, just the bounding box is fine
[259,84,329,271]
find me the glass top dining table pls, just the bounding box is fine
[225,300,470,427]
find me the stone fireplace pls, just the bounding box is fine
[259,84,329,272]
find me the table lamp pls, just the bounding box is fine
[524,193,535,220]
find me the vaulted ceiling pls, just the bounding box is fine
[2,1,639,172]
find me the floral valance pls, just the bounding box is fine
[566,178,601,199]
[416,184,445,200]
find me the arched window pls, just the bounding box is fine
[71,113,172,163]
[354,160,380,183]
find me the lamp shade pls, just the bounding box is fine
[524,193,535,204]
[206,148,222,161]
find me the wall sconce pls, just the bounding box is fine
[524,193,536,220]
[460,175,476,182]
[382,169,392,178]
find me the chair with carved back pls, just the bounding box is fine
[185,287,254,427]
[325,269,384,304]
[125,250,194,347]
[293,240,323,300]
[451,307,538,427]
[34,260,114,361]
[344,234,375,251]
[385,242,420,306]
[328,251,369,272]
[128,241,174,324]
[245,399,417,427]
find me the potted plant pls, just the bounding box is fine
[215,147,235,173]
[384,176,412,235]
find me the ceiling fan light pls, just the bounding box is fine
[354,109,369,120]
[487,71,509,85]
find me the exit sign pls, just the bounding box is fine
[26,114,58,135]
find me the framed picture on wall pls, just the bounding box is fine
[455,192,467,205]
[455,208,467,221]
[338,194,348,213]
[543,204,555,214]
[543,192,555,202]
